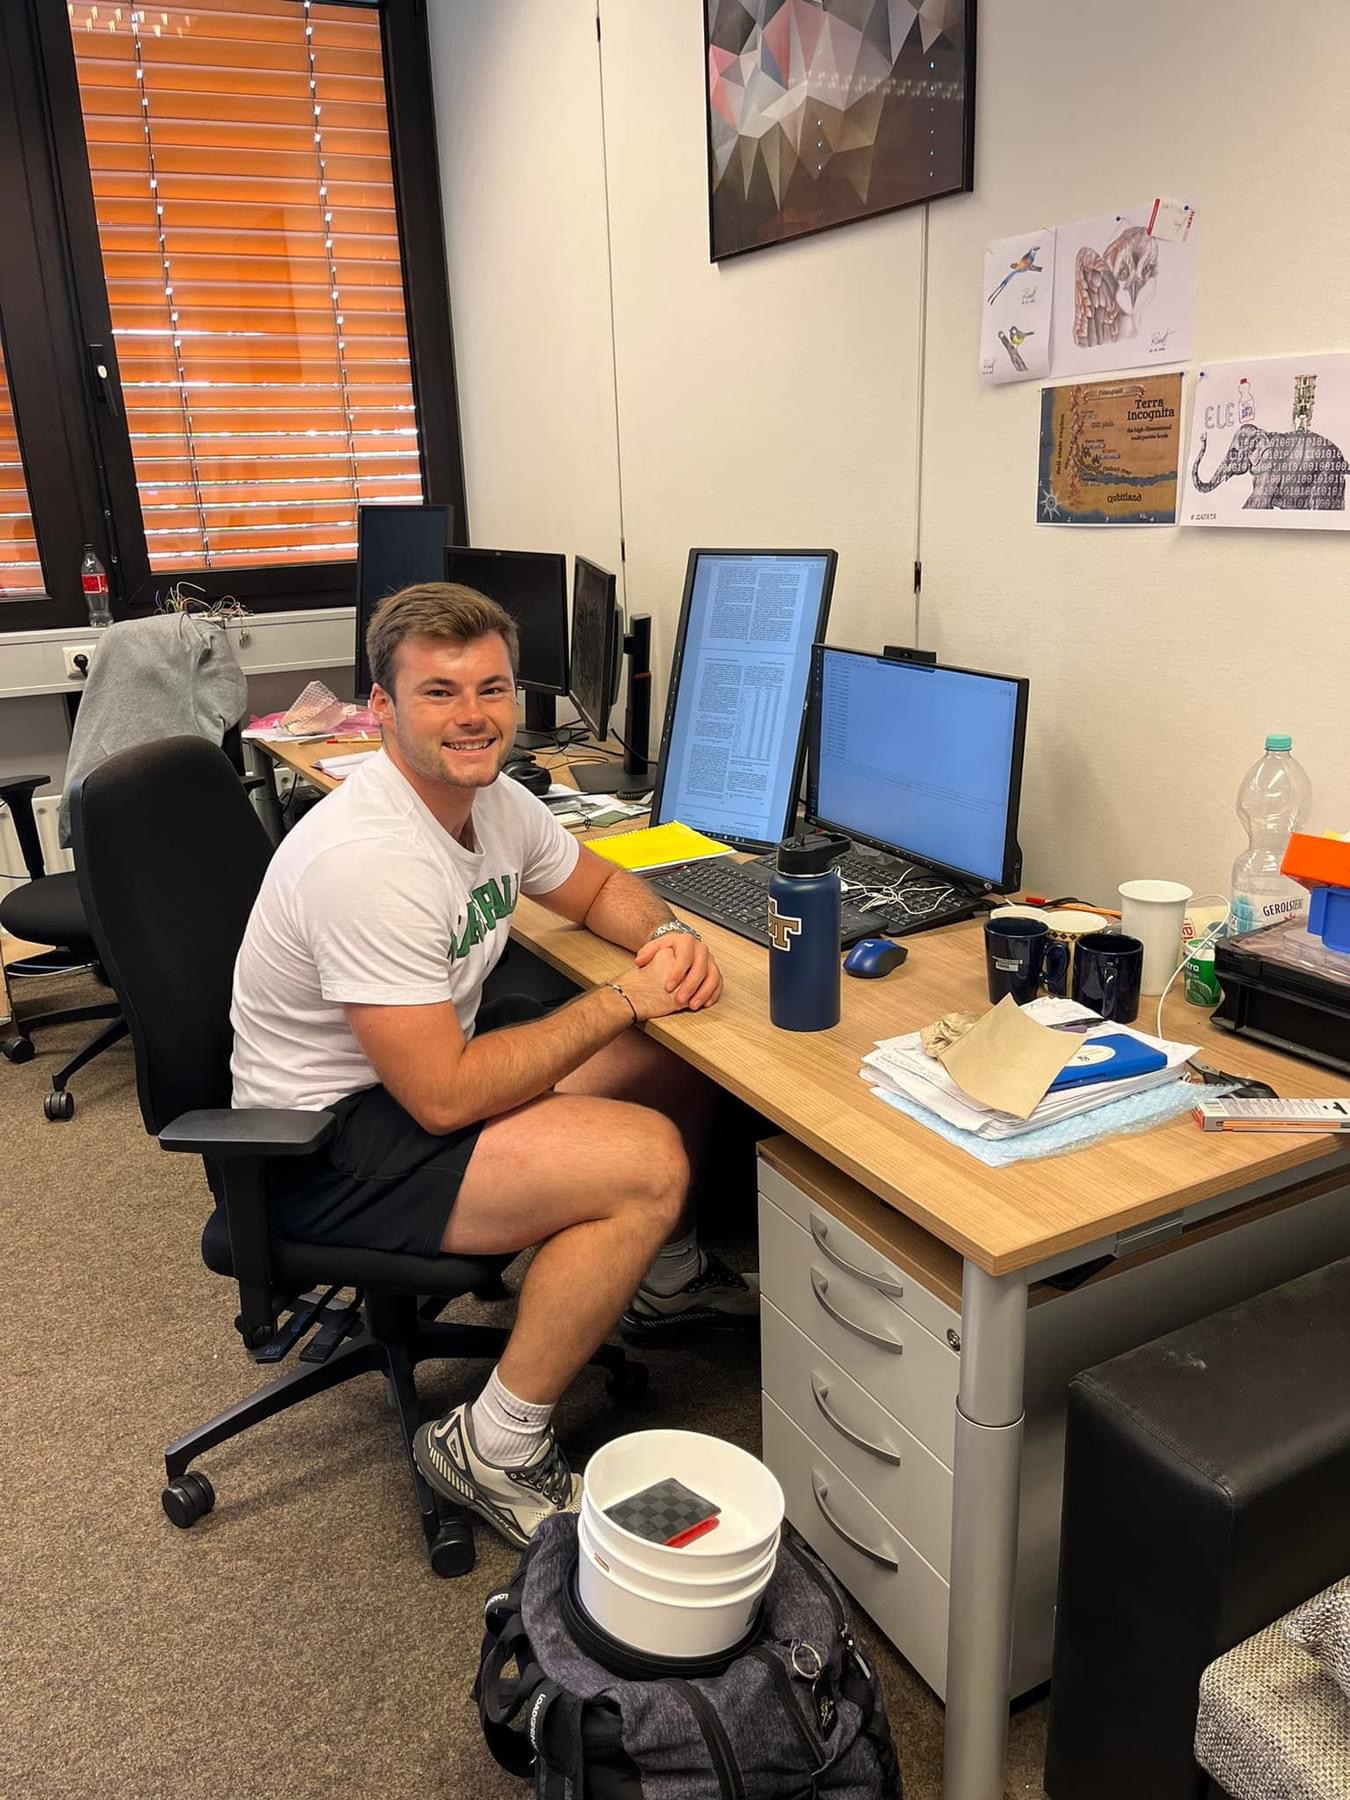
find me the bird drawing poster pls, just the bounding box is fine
[1037,373,1184,525]
[980,228,1055,385]
[1050,204,1198,379]
[1180,355,1350,530]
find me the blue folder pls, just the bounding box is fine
[1048,1032,1168,1092]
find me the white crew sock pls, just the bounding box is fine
[640,1228,704,1297]
[469,1366,556,1469]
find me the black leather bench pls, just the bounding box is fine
[1044,1253,1350,1800]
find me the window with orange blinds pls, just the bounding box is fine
[0,335,43,595]
[69,0,423,575]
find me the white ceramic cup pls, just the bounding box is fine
[1117,879,1194,995]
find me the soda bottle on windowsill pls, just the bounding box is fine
[80,543,112,628]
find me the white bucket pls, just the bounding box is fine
[577,1430,785,1657]
[582,1430,785,1577]
[576,1513,775,1659]
[1118,878,1194,995]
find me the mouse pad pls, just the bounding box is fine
[605,1478,721,1545]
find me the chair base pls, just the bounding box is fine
[2,1001,127,1118]
[162,1290,648,1577]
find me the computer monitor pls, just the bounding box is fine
[354,502,452,698]
[568,556,621,741]
[445,546,568,698]
[807,646,1027,892]
[650,549,837,850]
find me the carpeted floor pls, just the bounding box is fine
[1,978,1049,1799]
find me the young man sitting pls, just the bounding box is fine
[230,583,755,1548]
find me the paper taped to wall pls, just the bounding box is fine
[980,229,1055,385]
[1051,203,1198,379]
[1037,372,1184,525]
[1180,354,1350,529]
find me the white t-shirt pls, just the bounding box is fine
[230,750,579,1111]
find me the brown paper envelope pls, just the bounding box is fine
[938,995,1077,1119]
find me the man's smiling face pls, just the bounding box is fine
[371,630,518,791]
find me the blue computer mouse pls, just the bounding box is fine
[843,937,909,979]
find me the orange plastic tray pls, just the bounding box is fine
[1281,832,1350,890]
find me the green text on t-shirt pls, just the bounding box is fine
[451,873,517,959]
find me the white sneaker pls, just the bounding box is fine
[620,1252,760,1343]
[412,1402,582,1550]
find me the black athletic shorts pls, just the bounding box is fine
[268,994,550,1257]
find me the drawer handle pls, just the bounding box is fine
[812,1474,899,1570]
[810,1216,904,1298]
[811,1375,901,1466]
[810,1269,904,1354]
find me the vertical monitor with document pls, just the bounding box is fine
[808,647,1027,891]
[651,550,837,849]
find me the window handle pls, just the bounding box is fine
[89,344,121,419]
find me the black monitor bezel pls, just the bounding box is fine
[806,644,1028,894]
[354,501,451,699]
[445,545,570,697]
[650,547,838,851]
[569,556,621,742]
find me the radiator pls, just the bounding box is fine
[0,793,73,924]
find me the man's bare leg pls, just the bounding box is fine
[439,1090,687,1400]
[558,1026,756,1338]
[413,1088,686,1545]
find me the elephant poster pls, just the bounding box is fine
[1181,355,1350,530]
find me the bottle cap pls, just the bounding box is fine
[776,830,844,875]
[1265,733,1292,751]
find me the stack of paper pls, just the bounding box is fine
[861,997,1196,1141]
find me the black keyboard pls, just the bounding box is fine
[649,858,880,950]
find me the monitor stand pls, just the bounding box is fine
[515,689,558,751]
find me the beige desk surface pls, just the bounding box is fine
[262,736,1350,1278]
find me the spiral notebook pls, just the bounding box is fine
[586,821,734,874]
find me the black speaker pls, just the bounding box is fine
[622,614,654,784]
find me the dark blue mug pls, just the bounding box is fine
[984,916,1069,1005]
[1070,931,1144,1024]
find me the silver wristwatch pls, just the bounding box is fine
[649,920,702,944]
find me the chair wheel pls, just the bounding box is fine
[2,1037,35,1064]
[429,1516,476,1578]
[162,1471,215,1528]
[44,1089,75,1121]
[607,1359,650,1404]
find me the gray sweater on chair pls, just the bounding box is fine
[58,614,248,846]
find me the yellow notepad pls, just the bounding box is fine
[586,820,735,873]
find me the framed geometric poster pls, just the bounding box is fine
[704,0,976,262]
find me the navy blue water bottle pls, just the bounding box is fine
[769,831,844,1031]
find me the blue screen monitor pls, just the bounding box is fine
[807,646,1027,891]
[650,549,837,850]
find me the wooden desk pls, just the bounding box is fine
[261,734,1350,1799]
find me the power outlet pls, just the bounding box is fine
[63,643,98,680]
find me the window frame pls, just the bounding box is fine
[1,0,465,631]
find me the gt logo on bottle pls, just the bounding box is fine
[767,898,802,952]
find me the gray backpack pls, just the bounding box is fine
[472,1512,901,1799]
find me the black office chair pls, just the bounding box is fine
[0,772,125,1114]
[68,736,645,1576]
[0,725,261,1120]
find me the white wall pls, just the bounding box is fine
[430,0,1350,902]
[922,0,1350,901]
[427,0,624,591]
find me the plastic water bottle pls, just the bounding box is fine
[768,832,843,1031]
[80,544,112,628]
[1231,734,1312,934]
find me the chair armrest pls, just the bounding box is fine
[0,775,51,882]
[159,1107,335,1158]
[159,1108,334,1349]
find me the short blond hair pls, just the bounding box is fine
[366,582,519,698]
